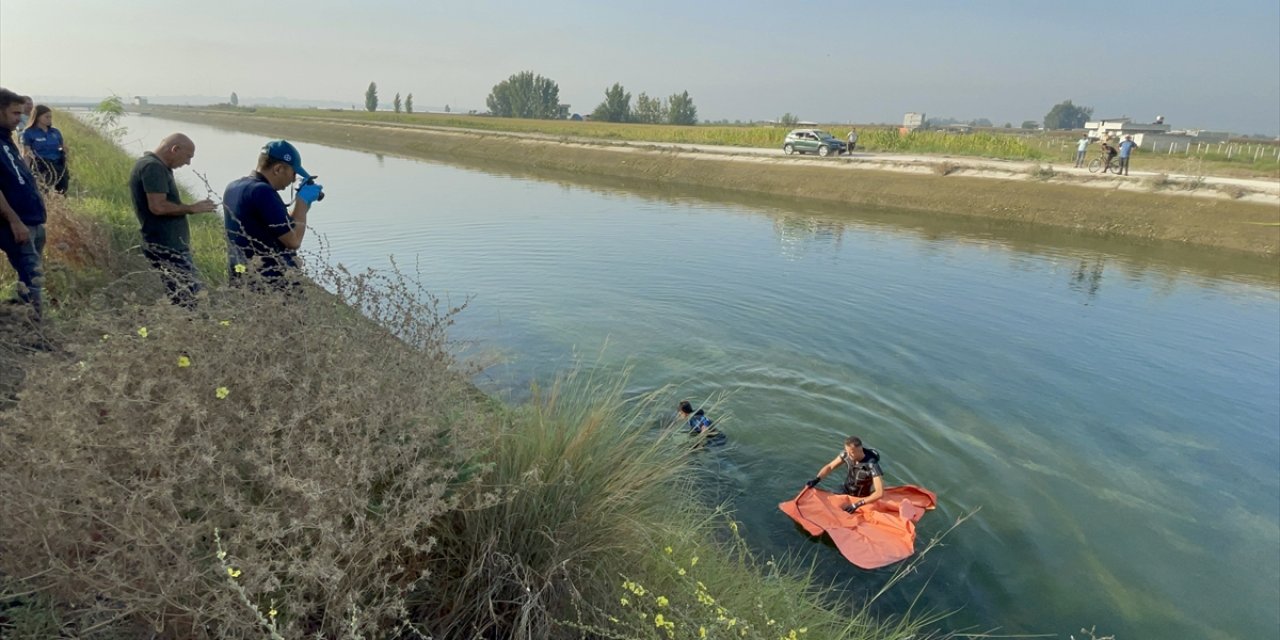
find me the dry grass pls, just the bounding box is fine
[0,265,483,638]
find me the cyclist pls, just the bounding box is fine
[1100,140,1119,173]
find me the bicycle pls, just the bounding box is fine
[1087,155,1119,174]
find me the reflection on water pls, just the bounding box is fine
[117,114,1280,640]
[1069,257,1105,300]
[773,215,845,260]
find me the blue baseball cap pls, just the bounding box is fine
[261,140,310,180]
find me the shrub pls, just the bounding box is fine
[0,265,483,638]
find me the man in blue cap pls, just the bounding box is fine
[222,140,323,284]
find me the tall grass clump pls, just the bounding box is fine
[0,265,485,638]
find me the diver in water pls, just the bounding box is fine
[676,400,727,446]
[805,436,884,513]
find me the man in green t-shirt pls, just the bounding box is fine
[128,133,216,306]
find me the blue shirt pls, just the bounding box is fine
[21,127,65,161]
[0,128,46,226]
[1077,138,1089,152]
[1118,140,1136,158]
[223,173,296,278]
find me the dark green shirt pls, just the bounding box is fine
[129,152,189,252]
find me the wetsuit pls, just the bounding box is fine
[839,448,882,497]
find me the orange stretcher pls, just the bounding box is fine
[778,485,937,569]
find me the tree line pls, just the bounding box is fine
[356,72,698,125]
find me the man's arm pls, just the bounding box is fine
[275,199,310,250]
[861,476,885,505]
[0,190,30,244]
[145,192,215,217]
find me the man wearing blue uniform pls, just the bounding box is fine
[0,88,48,319]
[1117,135,1137,176]
[223,140,323,285]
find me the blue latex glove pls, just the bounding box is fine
[298,183,323,205]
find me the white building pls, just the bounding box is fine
[1084,117,1229,152]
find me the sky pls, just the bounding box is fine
[2,0,1278,135]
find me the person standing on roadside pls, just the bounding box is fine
[1117,135,1137,176]
[21,106,70,195]
[128,133,218,307]
[223,140,323,286]
[1074,134,1089,168]
[847,129,858,153]
[0,88,48,319]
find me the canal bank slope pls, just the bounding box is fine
[153,108,1280,257]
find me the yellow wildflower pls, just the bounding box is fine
[690,556,699,567]
[215,386,230,400]
[729,520,739,534]
[620,597,630,607]
[664,546,673,554]
[654,613,666,628]
[268,607,277,619]
[219,320,231,326]
[136,327,148,338]
[656,596,669,607]
[678,568,686,576]
[101,334,110,341]
[226,567,241,578]
[767,619,776,626]
[177,355,191,368]
[234,264,247,274]
[699,627,707,638]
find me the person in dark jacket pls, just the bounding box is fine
[21,105,69,194]
[0,87,48,318]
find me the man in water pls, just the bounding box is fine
[805,436,884,513]
[676,400,726,444]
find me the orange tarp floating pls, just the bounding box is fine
[778,485,937,569]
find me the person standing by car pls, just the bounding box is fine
[1117,135,1137,176]
[1074,134,1089,168]
[21,105,70,195]
[847,129,858,153]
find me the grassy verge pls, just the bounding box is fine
[1,114,947,639]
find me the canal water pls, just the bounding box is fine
[119,115,1280,639]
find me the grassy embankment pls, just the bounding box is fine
[155,108,1280,256]
[226,106,1280,178]
[0,118,948,638]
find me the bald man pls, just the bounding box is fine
[128,133,217,306]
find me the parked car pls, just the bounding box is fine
[783,129,846,157]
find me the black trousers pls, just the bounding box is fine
[32,157,69,195]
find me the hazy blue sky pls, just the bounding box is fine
[2,0,1278,134]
